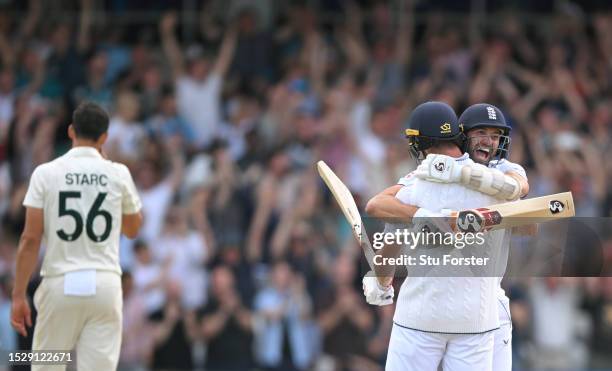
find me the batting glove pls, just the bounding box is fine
[362,273,394,306]
[415,154,463,183]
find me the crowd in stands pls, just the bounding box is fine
[0,1,612,369]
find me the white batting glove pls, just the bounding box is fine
[362,273,394,306]
[415,154,463,183]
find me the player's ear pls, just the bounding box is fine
[67,125,75,140]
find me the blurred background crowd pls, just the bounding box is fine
[0,0,612,370]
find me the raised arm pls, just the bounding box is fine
[77,0,94,53]
[334,1,368,71]
[163,136,186,192]
[211,25,238,78]
[159,12,185,79]
[394,0,415,66]
[246,175,275,262]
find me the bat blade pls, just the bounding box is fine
[455,192,575,233]
[317,161,375,267]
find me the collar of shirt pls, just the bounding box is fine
[455,153,470,162]
[65,146,103,159]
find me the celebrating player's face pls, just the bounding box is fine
[467,127,504,164]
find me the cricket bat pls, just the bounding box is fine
[317,161,376,269]
[455,191,575,233]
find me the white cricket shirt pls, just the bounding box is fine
[23,147,142,276]
[392,153,504,333]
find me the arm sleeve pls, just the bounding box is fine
[119,164,142,214]
[494,160,528,181]
[23,166,46,209]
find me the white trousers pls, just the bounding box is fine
[32,271,123,371]
[492,323,512,371]
[492,297,512,371]
[385,324,495,371]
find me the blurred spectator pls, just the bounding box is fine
[217,94,261,161]
[119,271,154,371]
[151,204,209,310]
[159,11,237,149]
[582,277,612,369]
[134,137,184,243]
[5,95,45,185]
[138,64,164,118]
[0,274,16,352]
[73,51,113,111]
[213,243,256,307]
[0,68,15,136]
[199,265,253,370]
[254,261,315,370]
[149,280,198,370]
[106,90,145,163]
[527,278,590,369]
[146,86,196,149]
[247,147,317,263]
[231,6,275,83]
[367,304,395,367]
[132,240,167,316]
[316,252,374,369]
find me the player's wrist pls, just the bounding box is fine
[11,290,27,300]
[376,277,392,289]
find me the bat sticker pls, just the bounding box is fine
[549,200,565,214]
[456,208,503,232]
[456,210,484,232]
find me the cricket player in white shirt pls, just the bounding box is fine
[365,103,529,371]
[452,104,528,371]
[10,102,143,370]
[362,102,528,371]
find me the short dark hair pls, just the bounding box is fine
[72,102,109,140]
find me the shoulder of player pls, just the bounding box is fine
[107,161,135,179]
[30,161,57,180]
[397,171,417,186]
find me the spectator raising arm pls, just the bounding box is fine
[164,136,186,192]
[394,0,415,66]
[246,175,275,262]
[189,188,216,257]
[160,12,185,80]
[77,0,94,54]
[211,24,238,78]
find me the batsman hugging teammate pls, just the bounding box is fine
[362,101,529,371]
